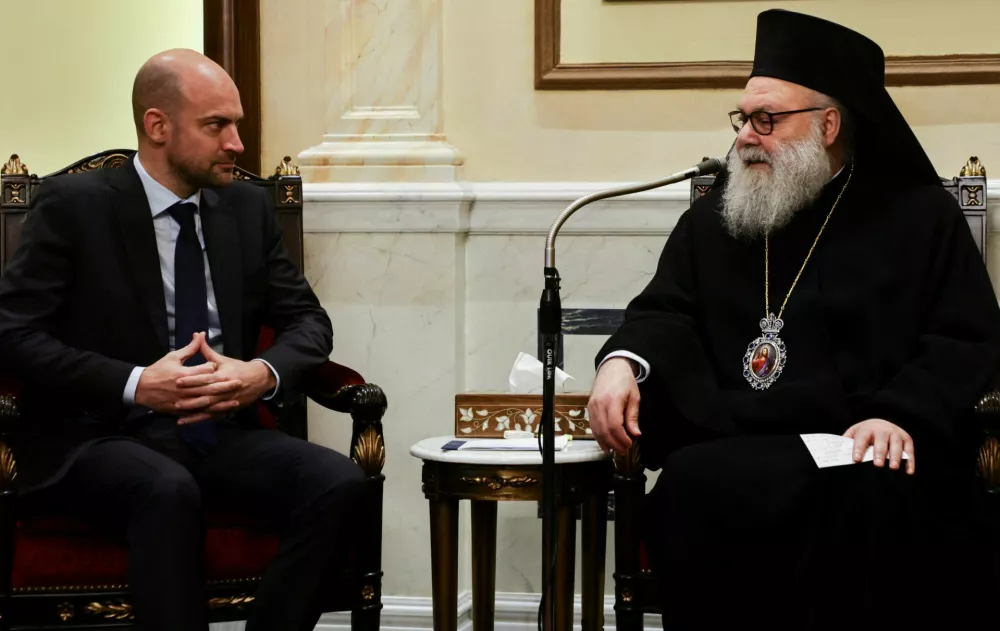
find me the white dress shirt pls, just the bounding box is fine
[597,164,847,383]
[123,156,279,405]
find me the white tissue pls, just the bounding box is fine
[508,352,574,394]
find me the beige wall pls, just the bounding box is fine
[562,0,1000,63]
[0,0,203,176]
[441,0,1000,182]
[258,0,1000,183]
[259,0,327,176]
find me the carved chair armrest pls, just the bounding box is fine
[974,387,1000,416]
[304,361,387,420]
[611,442,647,601]
[0,376,21,427]
[974,379,1000,490]
[0,377,20,494]
[304,361,387,479]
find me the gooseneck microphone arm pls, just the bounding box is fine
[535,155,725,631]
[544,156,725,268]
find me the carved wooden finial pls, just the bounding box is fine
[1,154,27,176]
[960,156,986,177]
[275,156,300,177]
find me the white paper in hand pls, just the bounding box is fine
[800,433,910,468]
[507,352,574,394]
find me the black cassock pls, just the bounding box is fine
[598,165,1000,629]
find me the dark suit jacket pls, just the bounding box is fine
[0,161,333,491]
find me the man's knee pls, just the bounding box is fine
[133,465,201,516]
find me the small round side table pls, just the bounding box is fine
[410,436,612,631]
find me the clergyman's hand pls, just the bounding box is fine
[843,418,915,475]
[134,332,242,415]
[587,358,641,456]
[173,339,277,424]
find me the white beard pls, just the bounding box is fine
[721,120,834,239]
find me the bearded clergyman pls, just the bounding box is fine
[587,10,1000,630]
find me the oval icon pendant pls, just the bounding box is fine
[743,313,786,390]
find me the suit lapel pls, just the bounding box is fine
[111,163,169,352]
[200,189,243,358]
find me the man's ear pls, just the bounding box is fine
[822,108,841,149]
[144,108,170,144]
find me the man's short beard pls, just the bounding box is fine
[172,159,222,190]
[721,118,834,239]
[168,150,234,191]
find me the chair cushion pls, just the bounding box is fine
[12,511,280,590]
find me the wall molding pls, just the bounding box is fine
[534,0,1000,90]
[303,180,1000,235]
[313,591,663,631]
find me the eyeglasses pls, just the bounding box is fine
[728,108,824,136]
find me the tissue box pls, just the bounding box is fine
[455,393,593,438]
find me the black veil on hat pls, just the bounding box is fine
[747,9,940,187]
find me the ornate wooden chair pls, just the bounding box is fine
[607,157,997,630]
[0,150,387,630]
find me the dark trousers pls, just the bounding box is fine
[645,435,988,631]
[26,416,367,631]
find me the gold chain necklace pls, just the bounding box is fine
[743,162,854,390]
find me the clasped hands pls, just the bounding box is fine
[134,332,277,425]
[588,357,916,474]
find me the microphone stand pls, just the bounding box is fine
[536,156,725,630]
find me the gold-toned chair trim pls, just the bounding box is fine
[2,154,28,176]
[960,156,986,177]
[274,156,300,177]
[353,425,386,476]
[13,575,261,594]
[0,441,18,490]
[975,389,1000,414]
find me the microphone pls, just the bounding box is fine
[534,155,726,631]
[544,156,726,268]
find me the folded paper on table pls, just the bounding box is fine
[442,435,571,452]
[508,352,574,394]
[800,433,910,468]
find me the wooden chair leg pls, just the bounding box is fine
[351,471,384,631]
[0,476,17,631]
[615,608,644,631]
[613,446,646,631]
[351,606,381,631]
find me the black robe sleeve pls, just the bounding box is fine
[597,207,736,466]
[854,190,1000,448]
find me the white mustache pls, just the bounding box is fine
[738,146,772,164]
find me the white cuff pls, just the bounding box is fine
[253,358,281,400]
[598,351,650,383]
[123,366,145,405]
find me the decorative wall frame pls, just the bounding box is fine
[536,0,1000,90]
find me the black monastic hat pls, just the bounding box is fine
[748,9,939,187]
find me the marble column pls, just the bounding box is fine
[298,0,463,183]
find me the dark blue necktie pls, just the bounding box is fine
[168,201,218,452]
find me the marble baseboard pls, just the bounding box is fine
[314,591,663,631]
[210,590,666,631]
